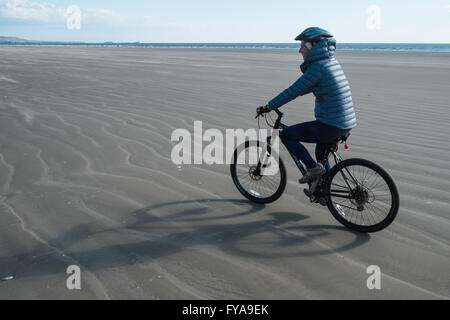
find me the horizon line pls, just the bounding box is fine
[1,36,450,45]
[1,40,450,45]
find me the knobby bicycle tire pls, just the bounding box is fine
[230,141,287,204]
[324,158,400,233]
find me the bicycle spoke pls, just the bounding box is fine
[234,147,282,198]
[369,204,388,220]
[363,168,377,187]
[368,173,384,190]
[327,161,398,228]
[366,204,385,224]
[334,200,359,223]
[260,179,275,194]
[366,204,379,225]
[331,182,350,189]
[371,195,392,204]
[333,200,357,211]
[369,200,391,216]
[263,177,278,190]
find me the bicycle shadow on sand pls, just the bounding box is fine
[1,198,371,281]
[126,198,371,259]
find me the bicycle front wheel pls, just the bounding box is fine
[230,141,287,204]
[324,158,400,233]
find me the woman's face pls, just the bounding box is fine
[299,42,310,60]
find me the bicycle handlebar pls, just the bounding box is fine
[256,108,283,118]
[255,108,284,130]
[274,109,283,117]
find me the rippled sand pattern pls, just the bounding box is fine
[0,46,449,299]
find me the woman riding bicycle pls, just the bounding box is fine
[257,27,357,185]
[234,29,398,232]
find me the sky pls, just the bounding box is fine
[1,0,450,43]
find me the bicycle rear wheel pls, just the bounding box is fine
[324,158,400,233]
[230,141,287,204]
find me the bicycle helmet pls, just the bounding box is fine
[295,27,333,43]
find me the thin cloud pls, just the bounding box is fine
[83,8,126,25]
[0,0,126,24]
[143,16,190,29]
[443,4,450,12]
[0,0,193,31]
[0,0,65,22]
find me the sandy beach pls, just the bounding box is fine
[0,46,449,299]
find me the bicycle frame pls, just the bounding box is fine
[234,110,400,232]
[259,109,361,200]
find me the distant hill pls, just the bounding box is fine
[0,36,87,45]
[0,37,130,45]
[0,36,32,43]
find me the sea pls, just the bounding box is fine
[123,43,450,52]
[2,42,450,52]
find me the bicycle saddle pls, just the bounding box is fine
[334,132,351,143]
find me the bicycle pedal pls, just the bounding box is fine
[318,197,327,206]
[303,188,327,206]
[303,188,312,199]
[303,189,316,203]
[310,178,319,189]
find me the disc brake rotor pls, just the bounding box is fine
[249,166,262,181]
[349,185,374,212]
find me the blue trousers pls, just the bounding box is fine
[280,120,350,171]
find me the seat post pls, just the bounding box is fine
[319,142,336,167]
[319,133,349,168]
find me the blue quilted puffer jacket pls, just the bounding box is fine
[268,38,357,130]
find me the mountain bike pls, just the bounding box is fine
[230,109,399,233]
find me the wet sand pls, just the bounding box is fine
[0,46,449,299]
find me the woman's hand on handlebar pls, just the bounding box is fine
[256,104,271,117]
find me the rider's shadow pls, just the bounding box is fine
[2,198,370,279]
[121,198,370,260]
